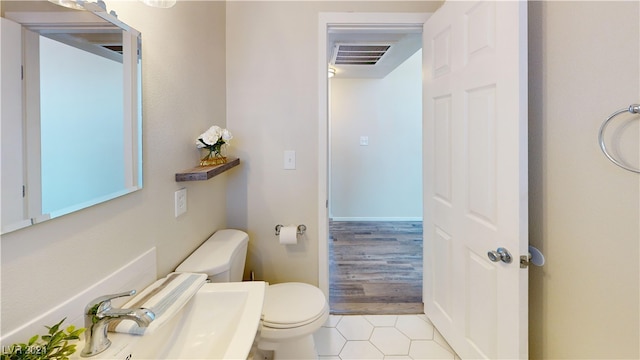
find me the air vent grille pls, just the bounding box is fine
[102,45,123,54]
[333,44,391,65]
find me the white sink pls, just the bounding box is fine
[73,281,266,360]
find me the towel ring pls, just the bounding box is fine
[598,104,640,174]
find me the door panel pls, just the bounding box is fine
[434,96,452,202]
[423,1,528,359]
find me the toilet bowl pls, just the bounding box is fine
[175,229,329,360]
[257,282,329,359]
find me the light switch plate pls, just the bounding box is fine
[175,188,187,217]
[284,150,296,170]
[360,136,369,146]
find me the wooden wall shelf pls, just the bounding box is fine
[175,157,240,181]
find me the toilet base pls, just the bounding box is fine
[257,334,318,360]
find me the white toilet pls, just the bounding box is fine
[175,229,329,360]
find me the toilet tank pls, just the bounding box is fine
[175,229,249,282]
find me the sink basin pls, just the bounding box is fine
[73,281,266,360]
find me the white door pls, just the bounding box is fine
[422,1,528,359]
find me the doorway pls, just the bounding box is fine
[327,36,424,314]
[317,12,430,307]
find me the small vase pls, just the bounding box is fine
[200,147,227,166]
[200,144,227,166]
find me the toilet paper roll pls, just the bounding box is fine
[279,225,298,245]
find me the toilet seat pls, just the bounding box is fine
[262,282,328,329]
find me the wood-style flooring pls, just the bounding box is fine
[329,220,423,315]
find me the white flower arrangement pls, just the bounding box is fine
[196,125,232,154]
[196,126,233,165]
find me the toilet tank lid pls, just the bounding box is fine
[175,229,248,276]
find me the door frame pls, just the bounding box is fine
[317,12,431,297]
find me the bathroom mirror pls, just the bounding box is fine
[1,1,142,234]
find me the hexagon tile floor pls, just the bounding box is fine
[313,314,460,360]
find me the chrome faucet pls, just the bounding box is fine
[80,290,155,357]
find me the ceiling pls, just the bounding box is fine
[327,25,422,79]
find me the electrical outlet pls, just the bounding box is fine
[360,136,369,146]
[175,188,187,217]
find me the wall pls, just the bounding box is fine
[225,1,440,284]
[528,1,640,358]
[0,1,229,338]
[330,50,422,220]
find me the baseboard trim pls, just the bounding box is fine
[330,217,422,222]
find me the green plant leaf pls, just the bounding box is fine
[27,335,38,346]
[2,319,83,360]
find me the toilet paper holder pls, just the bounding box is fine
[275,224,306,236]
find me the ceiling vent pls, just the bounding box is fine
[331,44,392,65]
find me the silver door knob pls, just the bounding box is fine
[487,247,512,263]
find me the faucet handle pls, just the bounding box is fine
[85,290,137,315]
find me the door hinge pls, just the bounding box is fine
[520,254,531,269]
[326,200,328,208]
[22,185,26,198]
[21,65,24,80]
